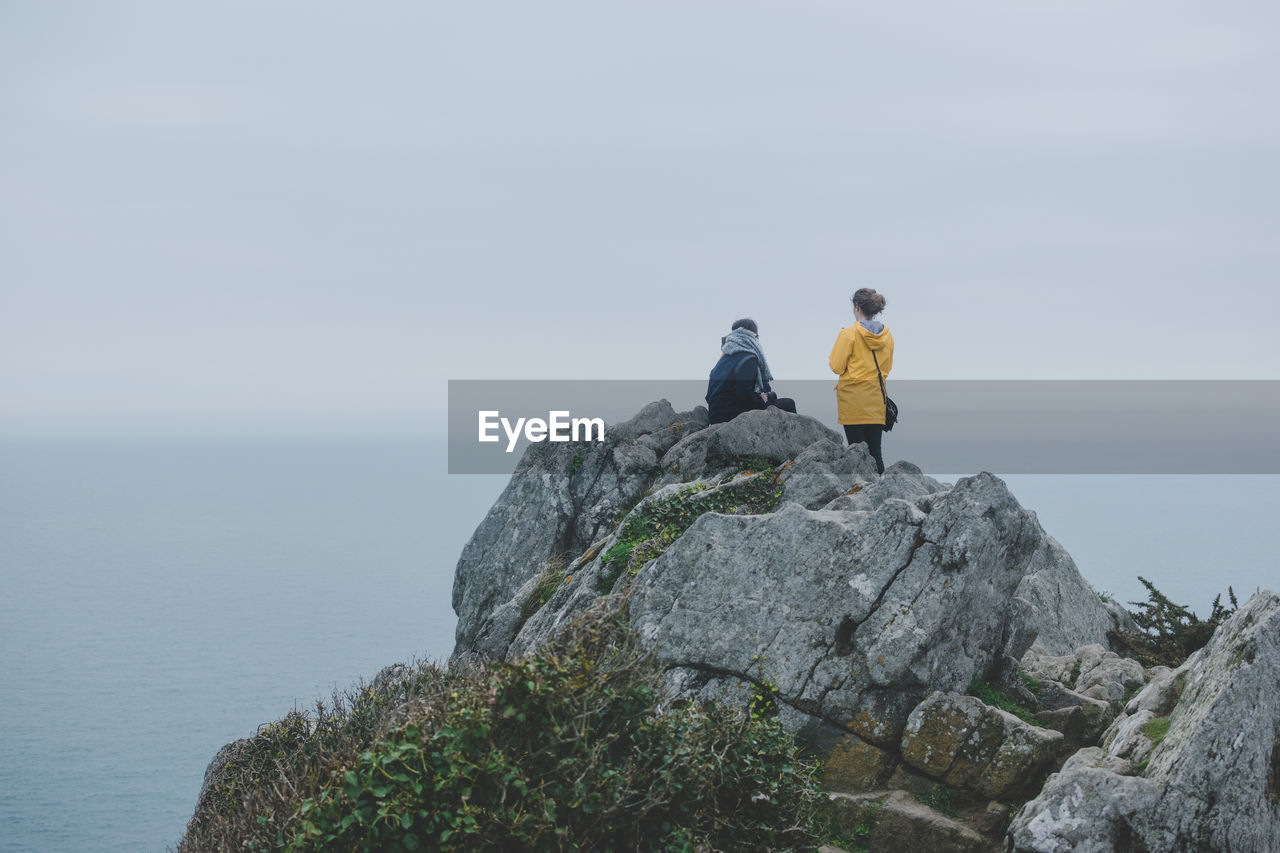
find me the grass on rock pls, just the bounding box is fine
[598,466,785,591]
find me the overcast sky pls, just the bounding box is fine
[3,1,1278,434]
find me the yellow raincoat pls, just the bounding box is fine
[829,323,894,425]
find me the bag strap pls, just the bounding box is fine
[871,349,888,405]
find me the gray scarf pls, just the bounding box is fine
[721,327,774,394]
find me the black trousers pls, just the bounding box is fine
[767,398,797,414]
[844,424,884,474]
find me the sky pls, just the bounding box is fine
[3,1,1278,435]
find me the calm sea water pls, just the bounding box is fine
[0,437,505,853]
[0,437,1274,852]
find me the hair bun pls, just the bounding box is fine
[852,288,886,317]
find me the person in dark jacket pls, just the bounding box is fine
[706,318,797,424]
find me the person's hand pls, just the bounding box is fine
[760,392,769,402]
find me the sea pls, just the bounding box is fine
[0,436,1275,852]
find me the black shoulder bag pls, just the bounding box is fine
[871,350,898,432]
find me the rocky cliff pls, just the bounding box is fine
[1009,591,1280,852]
[452,401,1280,852]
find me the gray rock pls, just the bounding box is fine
[1010,591,1280,853]
[1102,707,1159,766]
[778,439,878,509]
[1136,591,1280,851]
[826,790,989,853]
[505,467,785,660]
[1073,644,1146,710]
[899,692,1063,799]
[1023,642,1147,722]
[626,472,1064,745]
[457,402,1119,693]
[1034,681,1114,745]
[1007,748,1157,853]
[450,400,706,663]
[1034,679,1112,716]
[820,460,950,513]
[659,407,843,483]
[1122,664,1181,716]
[821,734,899,793]
[1034,707,1087,748]
[1020,645,1082,686]
[1097,662,1186,764]
[1008,535,1128,656]
[828,470,1126,665]
[976,800,1012,834]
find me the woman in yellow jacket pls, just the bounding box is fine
[829,288,893,474]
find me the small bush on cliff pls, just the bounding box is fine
[180,662,468,852]
[180,609,825,852]
[1109,576,1238,667]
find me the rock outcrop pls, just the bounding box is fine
[451,400,707,663]
[899,692,1063,799]
[455,404,1127,739]
[1009,590,1280,853]
[449,403,1152,845]
[447,401,1277,852]
[628,471,1057,746]
[826,789,990,853]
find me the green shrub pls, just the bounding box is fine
[1109,577,1238,667]
[180,661,468,852]
[181,609,826,852]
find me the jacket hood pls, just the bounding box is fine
[855,320,889,350]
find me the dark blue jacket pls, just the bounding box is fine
[706,351,775,424]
